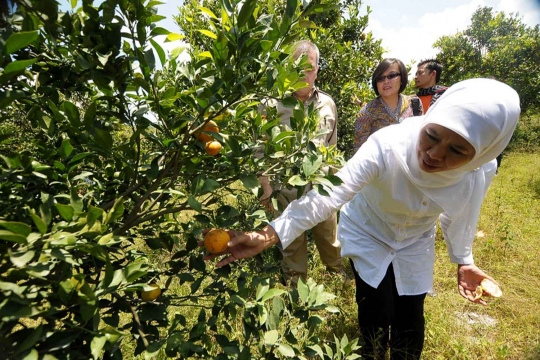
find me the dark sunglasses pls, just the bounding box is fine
[376,72,401,82]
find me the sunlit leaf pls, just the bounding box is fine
[197,29,217,39]
[4,59,37,74]
[4,31,39,55]
[264,330,279,346]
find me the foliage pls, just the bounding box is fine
[311,0,384,159]
[176,0,384,160]
[434,6,540,112]
[0,0,351,358]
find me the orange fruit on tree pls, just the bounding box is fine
[141,283,161,302]
[194,120,219,142]
[205,140,222,156]
[204,229,230,253]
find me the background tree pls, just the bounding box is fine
[434,6,540,112]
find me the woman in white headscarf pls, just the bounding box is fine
[206,78,521,359]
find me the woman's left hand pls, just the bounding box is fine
[457,264,498,306]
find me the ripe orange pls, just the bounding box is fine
[141,283,161,302]
[194,120,219,142]
[473,278,503,300]
[480,278,502,297]
[204,229,230,254]
[205,141,222,156]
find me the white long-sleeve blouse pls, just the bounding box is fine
[269,127,497,295]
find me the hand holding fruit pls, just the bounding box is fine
[457,264,501,305]
[202,226,280,267]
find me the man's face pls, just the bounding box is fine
[414,64,437,89]
[294,50,319,99]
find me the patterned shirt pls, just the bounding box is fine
[353,95,421,153]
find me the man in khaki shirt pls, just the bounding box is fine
[259,40,343,284]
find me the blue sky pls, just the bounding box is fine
[142,0,540,68]
[60,0,540,70]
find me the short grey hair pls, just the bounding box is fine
[292,40,320,65]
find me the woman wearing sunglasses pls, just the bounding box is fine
[354,58,422,152]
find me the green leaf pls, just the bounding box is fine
[199,6,218,19]
[302,155,322,177]
[166,33,185,41]
[239,174,259,190]
[84,102,97,129]
[264,330,279,346]
[147,15,166,23]
[106,198,124,224]
[237,0,257,27]
[0,90,25,109]
[93,128,113,152]
[307,345,325,359]
[50,232,77,246]
[0,230,27,243]
[14,324,43,356]
[144,48,156,71]
[4,58,38,74]
[261,288,285,302]
[0,220,32,237]
[71,0,77,8]
[59,139,74,158]
[288,175,308,186]
[260,40,273,51]
[28,208,47,235]
[201,179,220,194]
[10,250,34,267]
[312,177,334,188]
[277,343,295,357]
[280,0,298,35]
[197,51,213,59]
[55,203,74,221]
[87,206,104,225]
[325,305,340,313]
[297,277,309,303]
[256,283,269,301]
[150,27,170,36]
[4,31,39,55]
[91,335,107,360]
[197,29,217,39]
[22,349,38,360]
[150,38,166,67]
[62,101,80,126]
[188,197,202,213]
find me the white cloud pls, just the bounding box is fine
[495,0,540,27]
[367,0,488,70]
[365,0,539,74]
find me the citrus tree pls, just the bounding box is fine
[175,0,384,160]
[0,0,358,359]
[434,6,540,112]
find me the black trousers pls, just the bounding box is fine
[350,260,427,360]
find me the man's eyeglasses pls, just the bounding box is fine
[376,72,401,82]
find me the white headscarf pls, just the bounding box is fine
[393,78,520,218]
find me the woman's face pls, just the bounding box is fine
[376,63,402,99]
[417,124,476,172]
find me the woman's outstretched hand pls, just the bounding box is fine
[202,226,280,267]
[457,264,499,306]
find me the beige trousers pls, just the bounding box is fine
[275,187,343,283]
